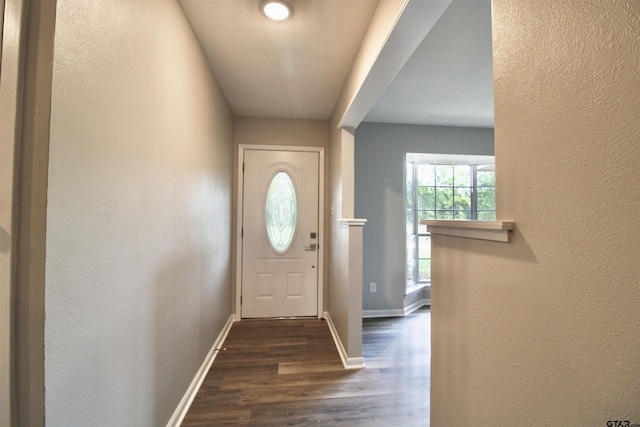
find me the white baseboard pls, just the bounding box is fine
[362,309,405,318]
[362,299,430,319]
[323,311,366,370]
[166,314,235,427]
[404,298,430,316]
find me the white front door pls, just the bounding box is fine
[241,149,319,318]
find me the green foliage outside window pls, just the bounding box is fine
[407,161,496,286]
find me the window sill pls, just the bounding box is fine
[338,218,367,226]
[421,220,515,243]
[406,282,430,295]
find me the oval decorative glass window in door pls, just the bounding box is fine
[265,171,297,253]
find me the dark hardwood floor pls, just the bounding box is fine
[181,307,430,426]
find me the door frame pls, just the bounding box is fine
[235,144,324,320]
[1,0,27,424]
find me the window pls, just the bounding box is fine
[406,155,495,291]
[266,171,297,253]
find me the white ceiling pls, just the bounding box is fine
[178,0,379,120]
[364,0,494,128]
[178,0,494,128]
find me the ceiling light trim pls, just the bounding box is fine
[260,0,293,21]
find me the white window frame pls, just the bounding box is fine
[405,154,495,293]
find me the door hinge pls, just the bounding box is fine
[242,162,245,173]
[241,228,243,238]
[240,295,242,305]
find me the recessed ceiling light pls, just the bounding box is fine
[261,0,292,21]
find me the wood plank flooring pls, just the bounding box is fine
[181,307,430,426]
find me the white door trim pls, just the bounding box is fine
[236,144,324,319]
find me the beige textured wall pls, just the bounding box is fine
[431,1,640,425]
[234,117,329,149]
[328,127,352,352]
[45,0,234,425]
[327,0,408,361]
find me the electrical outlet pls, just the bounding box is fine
[370,282,376,293]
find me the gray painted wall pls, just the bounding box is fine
[354,123,494,313]
[45,1,234,425]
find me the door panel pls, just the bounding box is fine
[242,149,319,318]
